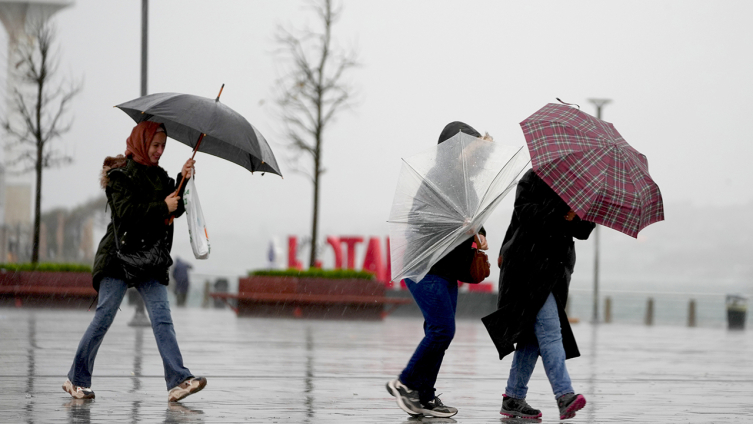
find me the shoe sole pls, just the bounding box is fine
[560,395,586,420]
[62,381,95,400]
[420,407,458,418]
[169,377,207,402]
[385,380,422,418]
[500,410,542,419]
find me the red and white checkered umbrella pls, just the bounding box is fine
[520,103,664,238]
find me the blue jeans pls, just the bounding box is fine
[505,292,574,399]
[399,274,458,404]
[67,276,193,390]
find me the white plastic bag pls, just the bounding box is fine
[183,168,210,259]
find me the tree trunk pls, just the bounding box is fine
[309,149,320,268]
[31,147,42,264]
[31,55,45,265]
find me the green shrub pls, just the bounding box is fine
[0,263,92,273]
[249,268,375,280]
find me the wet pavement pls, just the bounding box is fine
[1,306,752,423]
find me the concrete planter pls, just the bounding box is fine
[0,271,96,308]
[230,275,408,320]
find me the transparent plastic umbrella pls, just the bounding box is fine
[388,132,530,283]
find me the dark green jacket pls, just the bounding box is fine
[92,158,187,291]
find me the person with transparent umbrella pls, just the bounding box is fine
[385,122,492,418]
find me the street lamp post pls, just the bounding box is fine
[128,0,151,327]
[587,98,611,324]
[140,0,148,97]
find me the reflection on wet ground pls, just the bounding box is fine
[0,306,752,423]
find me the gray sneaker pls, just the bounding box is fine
[62,379,95,400]
[419,396,458,418]
[557,393,586,420]
[500,395,541,419]
[386,378,423,417]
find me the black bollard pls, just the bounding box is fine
[688,299,696,327]
[604,297,612,324]
[644,297,654,326]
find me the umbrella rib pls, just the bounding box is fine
[472,146,527,217]
[394,225,468,281]
[461,138,470,217]
[474,178,521,223]
[401,159,466,218]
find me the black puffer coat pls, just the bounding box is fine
[91,158,186,291]
[482,169,594,360]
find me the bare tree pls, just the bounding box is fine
[3,20,81,264]
[275,0,358,267]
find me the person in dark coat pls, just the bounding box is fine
[172,257,193,307]
[386,121,489,419]
[63,121,207,402]
[482,168,594,420]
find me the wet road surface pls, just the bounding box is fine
[1,306,752,423]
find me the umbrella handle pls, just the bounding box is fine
[168,132,205,225]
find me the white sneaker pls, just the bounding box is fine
[62,379,95,399]
[168,377,207,402]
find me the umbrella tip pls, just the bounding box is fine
[215,83,225,102]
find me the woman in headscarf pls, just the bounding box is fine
[63,121,207,402]
[386,121,490,418]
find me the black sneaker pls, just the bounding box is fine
[557,393,586,420]
[419,395,458,418]
[386,378,422,417]
[500,395,542,419]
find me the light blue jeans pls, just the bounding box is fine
[505,292,574,399]
[67,276,193,390]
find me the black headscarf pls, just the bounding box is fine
[437,121,481,144]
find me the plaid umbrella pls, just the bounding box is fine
[520,102,664,237]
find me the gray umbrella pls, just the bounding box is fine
[116,85,282,178]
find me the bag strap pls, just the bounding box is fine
[107,167,130,252]
[110,213,125,252]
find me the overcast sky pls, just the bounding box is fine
[2,0,751,279]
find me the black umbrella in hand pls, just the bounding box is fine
[116,84,282,180]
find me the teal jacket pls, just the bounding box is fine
[92,158,187,291]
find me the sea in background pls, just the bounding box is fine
[171,273,751,329]
[567,286,748,328]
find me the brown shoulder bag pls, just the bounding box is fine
[469,234,491,284]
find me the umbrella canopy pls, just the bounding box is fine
[388,132,529,283]
[116,91,282,176]
[521,102,663,238]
